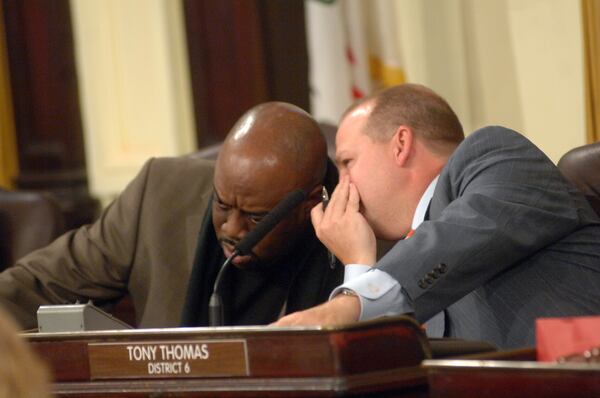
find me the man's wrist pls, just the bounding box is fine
[348,255,375,266]
[332,291,361,322]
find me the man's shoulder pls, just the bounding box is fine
[449,125,538,165]
[439,125,552,191]
[131,155,216,204]
[460,125,530,150]
[146,154,215,177]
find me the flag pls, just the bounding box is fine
[305,0,406,123]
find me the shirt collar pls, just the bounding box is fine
[411,175,439,230]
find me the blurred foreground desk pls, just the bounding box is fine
[27,316,431,397]
[424,348,600,398]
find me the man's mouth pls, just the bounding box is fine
[220,240,253,267]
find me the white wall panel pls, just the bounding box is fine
[395,0,585,162]
[71,0,196,202]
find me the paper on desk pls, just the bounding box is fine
[536,316,600,362]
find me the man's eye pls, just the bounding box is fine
[213,196,231,211]
[248,214,266,225]
[217,202,230,211]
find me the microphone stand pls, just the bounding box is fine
[208,250,238,327]
[207,189,307,327]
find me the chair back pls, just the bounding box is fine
[0,190,65,270]
[557,141,600,217]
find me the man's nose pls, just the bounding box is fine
[221,210,248,240]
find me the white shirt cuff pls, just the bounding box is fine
[343,264,371,283]
[330,269,414,320]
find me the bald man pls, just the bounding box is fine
[0,102,343,329]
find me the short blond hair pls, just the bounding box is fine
[344,84,464,155]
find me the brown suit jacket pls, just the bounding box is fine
[0,156,216,329]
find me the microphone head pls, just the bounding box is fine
[235,189,307,256]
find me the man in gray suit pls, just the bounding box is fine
[275,84,600,349]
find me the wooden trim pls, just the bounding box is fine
[582,0,600,143]
[183,0,309,148]
[29,316,431,397]
[0,2,18,189]
[183,0,269,147]
[2,0,99,228]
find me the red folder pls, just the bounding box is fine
[536,316,600,362]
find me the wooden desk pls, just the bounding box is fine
[424,348,600,398]
[27,316,431,397]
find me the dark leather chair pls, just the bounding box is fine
[557,141,600,217]
[0,189,65,270]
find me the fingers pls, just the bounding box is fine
[319,176,357,221]
[270,313,297,327]
[311,175,372,265]
[270,297,361,327]
[348,183,360,213]
[328,175,350,219]
[271,310,318,327]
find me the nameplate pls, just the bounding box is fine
[88,339,248,379]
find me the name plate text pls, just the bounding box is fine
[88,339,248,379]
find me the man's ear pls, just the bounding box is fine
[391,125,414,167]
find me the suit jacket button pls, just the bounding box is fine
[436,263,448,273]
[418,280,428,289]
[427,271,438,279]
[424,277,434,284]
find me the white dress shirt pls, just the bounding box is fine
[330,176,445,337]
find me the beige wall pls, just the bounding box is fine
[70,0,196,203]
[70,0,585,203]
[506,0,585,161]
[395,0,586,162]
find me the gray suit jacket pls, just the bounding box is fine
[378,126,600,349]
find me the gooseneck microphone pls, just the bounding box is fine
[208,189,307,326]
[235,189,307,255]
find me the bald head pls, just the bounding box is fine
[212,102,329,268]
[218,102,327,191]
